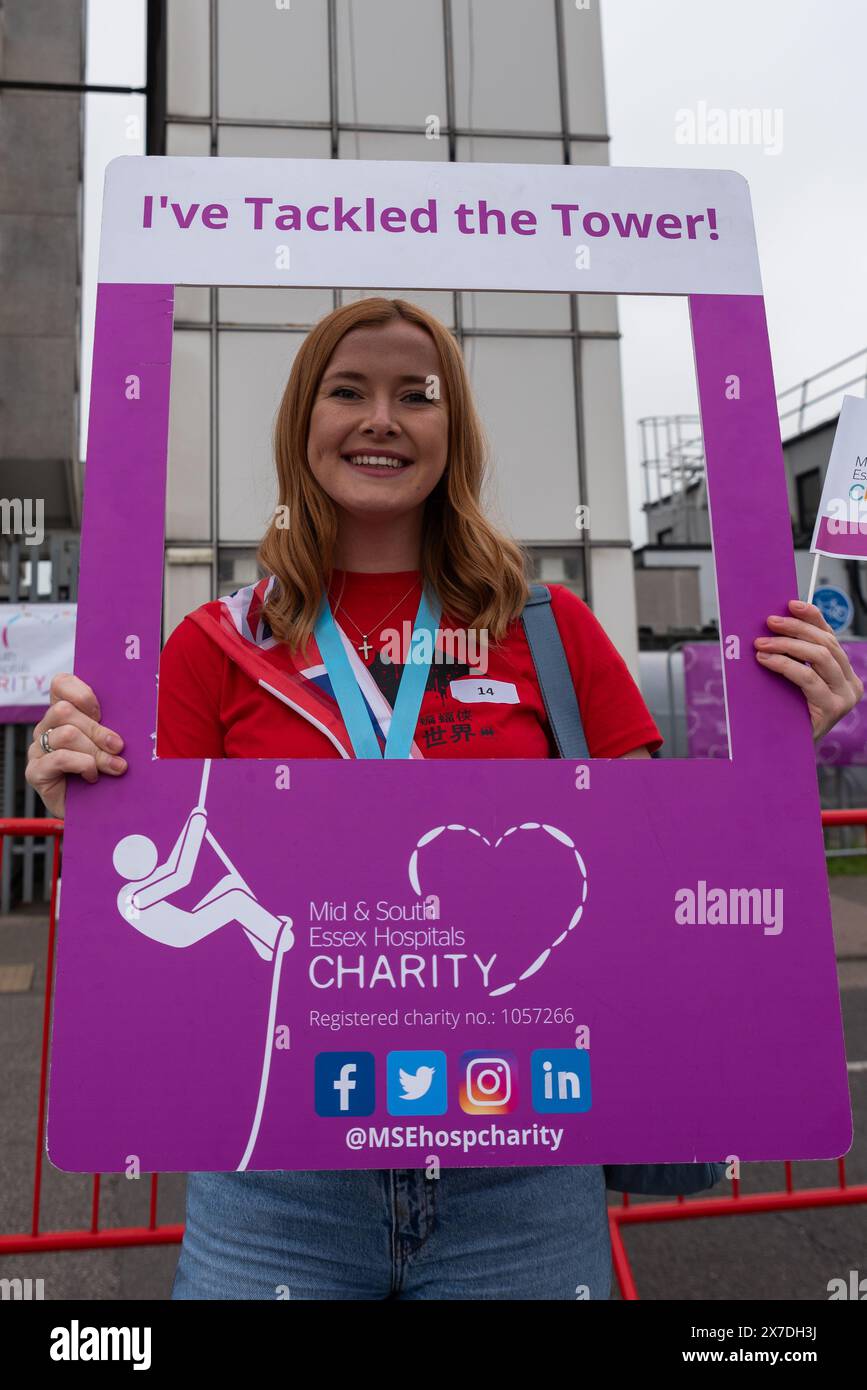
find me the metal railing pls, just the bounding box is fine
[609,1157,865,1301]
[777,345,867,439]
[640,345,867,528]
[1,537,80,913]
[0,818,182,1255]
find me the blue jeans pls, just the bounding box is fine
[171,1165,611,1300]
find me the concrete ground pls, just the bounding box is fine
[1,885,865,1302]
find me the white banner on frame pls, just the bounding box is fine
[98,157,762,296]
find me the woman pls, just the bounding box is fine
[27,298,863,1300]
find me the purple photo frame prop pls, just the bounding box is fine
[47,158,851,1172]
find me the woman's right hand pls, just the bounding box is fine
[25,673,128,819]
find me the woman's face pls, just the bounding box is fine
[307,319,450,522]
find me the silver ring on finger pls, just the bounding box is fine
[40,731,53,754]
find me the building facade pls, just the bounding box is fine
[0,0,84,545]
[0,0,86,909]
[159,0,643,675]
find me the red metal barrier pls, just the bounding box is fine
[0,818,182,1255]
[1,813,865,1284]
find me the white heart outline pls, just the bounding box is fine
[408,821,589,997]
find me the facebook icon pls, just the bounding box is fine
[531,1049,592,1114]
[314,1052,376,1116]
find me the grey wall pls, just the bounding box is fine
[0,0,84,534]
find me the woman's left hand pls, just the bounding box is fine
[754,599,865,742]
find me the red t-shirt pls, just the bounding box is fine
[156,568,663,760]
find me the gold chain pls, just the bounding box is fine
[329,575,422,657]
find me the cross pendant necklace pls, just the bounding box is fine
[329,575,422,660]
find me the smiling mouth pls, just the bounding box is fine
[342,452,414,474]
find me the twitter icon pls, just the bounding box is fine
[386,1051,448,1116]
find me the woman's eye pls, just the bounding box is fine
[330,387,429,403]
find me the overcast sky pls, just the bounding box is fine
[601,0,867,539]
[81,0,867,544]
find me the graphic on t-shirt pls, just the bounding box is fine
[112,760,293,1171]
[365,647,505,752]
[369,648,473,705]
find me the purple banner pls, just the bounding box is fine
[0,603,75,724]
[684,641,867,764]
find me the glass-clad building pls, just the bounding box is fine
[160,0,641,674]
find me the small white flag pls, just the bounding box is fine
[810,395,867,559]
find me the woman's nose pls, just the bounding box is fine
[359,396,399,431]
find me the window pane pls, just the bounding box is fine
[559,0,608,135]
[167,331,211,542]
[166,122,211,155]
[338,129,447,161]
[219,287,334,327]
[218,548,261,597]
[218,332,305,542]
[164,561,214,640]
[217,0,330,121]
[340,289,455,328]
[528,544,586,597]
[466,337,580,542]
[216,126,331,158]
[461,291,571,332]
[86,0,146,87]
[568,139,610,166]
[167,0,211,118]
[451,0,560,132]
[580,337,629,537]
[455,135,563,164]
[796,469,821,538]
[578,293,619,334]
[335,0,446,126]
[218,287,333,328]
[174,286,211,324]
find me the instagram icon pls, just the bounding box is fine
[459,1052,518,1114]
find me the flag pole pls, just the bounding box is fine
[805,552,820,606]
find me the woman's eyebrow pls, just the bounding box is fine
[321,369,430,385]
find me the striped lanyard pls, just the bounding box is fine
[313,584,442,758]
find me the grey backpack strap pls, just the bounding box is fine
[520,583,590,759]
[522,585,717,1201]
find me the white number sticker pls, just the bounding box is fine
[448,678,520,704]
